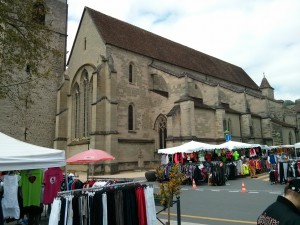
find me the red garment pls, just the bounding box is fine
[255,160,262,170]
[174,153,180,163]
[135,187,147,225]
[205,152,212,162]
[249,159,255,168]
[43,167,63,204]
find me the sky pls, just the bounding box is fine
[67,0,300,102]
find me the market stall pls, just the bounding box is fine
[0,132,66,225]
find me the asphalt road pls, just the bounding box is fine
[154,173,285,225]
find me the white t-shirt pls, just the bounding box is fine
[1,174,21,219]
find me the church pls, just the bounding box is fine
[53,7,300,174]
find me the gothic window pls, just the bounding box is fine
[82,70,89,137]
[223,119,227,131]
[32,1,46,24]
[155,115,167,149]
[227,119,232,134]
[72,84,80,139]
[128,104,135,131]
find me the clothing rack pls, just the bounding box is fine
[86,177,134,182]
[57,179,148,196]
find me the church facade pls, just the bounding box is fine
[54,7,300,174]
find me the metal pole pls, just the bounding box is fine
[177,196,181,225]
[64,166,69,191]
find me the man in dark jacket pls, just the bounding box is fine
[257,178,300,224]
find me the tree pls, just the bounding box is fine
[0,0,62,100]
[156,163,186,225]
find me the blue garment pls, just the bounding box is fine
[269,155,276,164]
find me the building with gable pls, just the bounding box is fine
[54,7,300,173]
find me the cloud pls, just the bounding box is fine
[67,0,300,101]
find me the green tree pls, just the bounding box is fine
[156,163,186,225]
[0,0,62,100]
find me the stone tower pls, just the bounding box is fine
[260,75,274,99]
[0,0,68,147]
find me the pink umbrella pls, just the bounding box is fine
[67,149,115,178]
[67,149,115,164]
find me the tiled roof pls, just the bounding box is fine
[86,7,260,91]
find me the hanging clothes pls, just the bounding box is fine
[144,186,156,225]
[19,169,43,207]
[51,182,154,225]
[43,167,64,204]
[48,198,61,225]
[1,174,21,220]
[135,187,147,225]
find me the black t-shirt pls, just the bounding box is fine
[257,195,300,225]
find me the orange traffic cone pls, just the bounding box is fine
[192,179,197,189]
[241,181,247,193]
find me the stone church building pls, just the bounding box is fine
[54,7,300,174]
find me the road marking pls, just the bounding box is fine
[248,191,259,194]
[211,189,220,192]
[157,218,208,225]
[229,190,239,192]
[160,212,256,224]
[257,174,269,179]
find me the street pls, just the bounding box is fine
[154,173,284,225]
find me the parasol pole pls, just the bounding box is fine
[64,166,69,191]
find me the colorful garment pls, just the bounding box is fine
[43,167,63,204]
[19,169,43,207]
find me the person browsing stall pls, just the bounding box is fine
[257,179,300,224]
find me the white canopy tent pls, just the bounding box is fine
[294,143,300,149]
[214,140,261,151]
[158,140,217,154]
[0,132,66,171]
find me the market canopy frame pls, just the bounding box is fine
[0,132,66,171]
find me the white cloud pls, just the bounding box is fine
[67,0,300,101]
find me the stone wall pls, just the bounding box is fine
[0,0,67,148]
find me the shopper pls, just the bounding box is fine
[249,157,257,178]
[257,179,300,224]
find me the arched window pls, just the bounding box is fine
[82,70,89,137]
[72,84,80,138]
[227,119,232,134]
[223,119,227,131]
[155,115,167,149]
[129,64,133,83]
[128,104,134,131]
